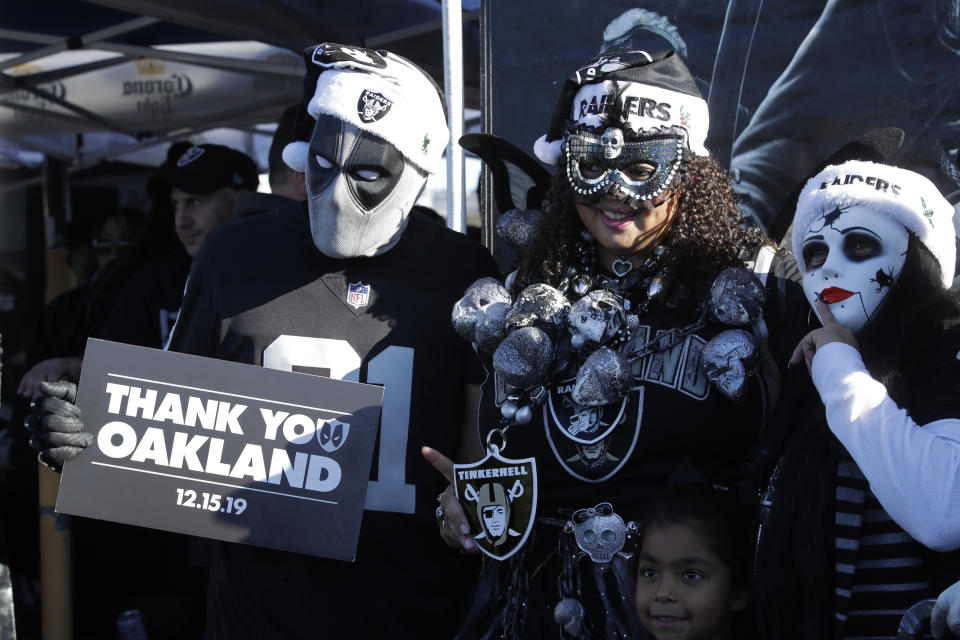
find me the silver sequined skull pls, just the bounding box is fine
[568,290,625,344]
[702,329,760,401]
[503,284,570,336]
[600,127,624,160]
[572,504,627,563]
[706,268,766,326]
[451,277,512,344]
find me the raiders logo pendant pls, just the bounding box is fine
[453,447,537,561]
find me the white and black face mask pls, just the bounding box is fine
[306,114,427,258]
[799,204,909,334]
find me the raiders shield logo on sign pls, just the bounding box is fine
[358,90,393,123]
[346,282,370,309]
[454,449,537,561]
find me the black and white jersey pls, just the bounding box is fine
[168,203,498,639]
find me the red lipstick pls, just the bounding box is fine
[820,287,854,303]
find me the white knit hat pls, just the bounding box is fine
[793,160,955,287]
[282,43,449,175]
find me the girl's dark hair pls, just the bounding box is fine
[643,483,757,590]
[515,155,766,317]
[755,235,960,640]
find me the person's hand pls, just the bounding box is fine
[789,298,859,371]
[933,581,960,638]
[421,446,478,553]
[24,380,92,472]
[17,356,83,399]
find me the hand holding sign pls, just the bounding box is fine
[24,381,92,471]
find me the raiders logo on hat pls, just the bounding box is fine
[177,146,204,167]
[358,90,393,123]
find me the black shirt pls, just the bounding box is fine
[168,203,498,639]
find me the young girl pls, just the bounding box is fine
[636,482,756,640]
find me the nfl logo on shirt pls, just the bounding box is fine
[347,282,371,309]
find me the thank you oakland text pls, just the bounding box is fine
[56,339,383,560]
[98,382,343,493]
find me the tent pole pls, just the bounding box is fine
[442,0,465,233]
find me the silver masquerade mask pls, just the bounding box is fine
[564,125,688,208]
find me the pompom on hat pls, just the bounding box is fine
[533,49,709,165]
[282,43,449,175]
[792,160,956,287]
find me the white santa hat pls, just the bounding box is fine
[793,160,955,287]
[282,43,449,175]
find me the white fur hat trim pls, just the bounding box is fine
[282,141,309,173]
[304,55,448,175]
[793,160,955,287]
[534,135,564,165]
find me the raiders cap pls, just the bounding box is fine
[162,144,259,195]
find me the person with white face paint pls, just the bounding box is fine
[24,42,498,640]
[755,160,960,640]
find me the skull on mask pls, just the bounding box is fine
[600,127,624,160]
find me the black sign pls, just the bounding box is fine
[56,339,383,561]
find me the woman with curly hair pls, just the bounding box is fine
[426,49,774,639]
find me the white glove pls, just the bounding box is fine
[933,581,960,639]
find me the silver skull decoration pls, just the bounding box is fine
[600,127,625,160]
[451,277,512,345]
[568,290,625,346]
[496,208,544,253]
[474,301,512,355]
[571,347,631,407]
[503,283,571,336]
[706,267,766,326]
[493,326,554,389]
[702,328,760,402]
[569,502,634,563]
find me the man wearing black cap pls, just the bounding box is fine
[93,143,258,351]
[167,143,259,257]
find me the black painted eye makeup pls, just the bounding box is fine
[843,232,882,261]
[802,240,829,269]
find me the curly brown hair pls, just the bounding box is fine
[515,155,767,316]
